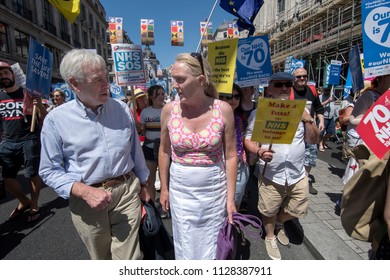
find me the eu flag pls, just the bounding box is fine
[219,0,264,35]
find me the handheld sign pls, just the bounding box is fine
[356,89,390,159]
[251,99,306,144]
[111,44,146,86]
[208,38,238,94]
[25,38,53,98]
[236,35,272,87]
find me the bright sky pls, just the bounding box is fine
[99,0,235,69]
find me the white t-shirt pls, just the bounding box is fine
[245,109,306,186]
[140,106,162,149]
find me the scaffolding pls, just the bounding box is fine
[256,0,362,86]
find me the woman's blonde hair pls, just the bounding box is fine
[175,53,218,99]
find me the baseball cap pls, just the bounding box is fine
[134,88,147,99]
[0,61,12,71]
[269,72,295,82]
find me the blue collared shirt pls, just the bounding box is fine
[39,98,149,199]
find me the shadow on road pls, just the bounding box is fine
[0,197,68,259]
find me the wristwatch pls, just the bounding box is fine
[304,118,314,124]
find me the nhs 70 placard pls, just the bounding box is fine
[111,44,146,86]
[236,35,272,87]
[356,90,390,159]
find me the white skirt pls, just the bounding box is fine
[169,161,227,260]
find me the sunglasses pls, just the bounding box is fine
[295,75,308,79]
[273,82,293,88]
[220,94,241,101]
[191,52,205,75]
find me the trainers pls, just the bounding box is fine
[275,224,289,246]
[265,236,281,260]
[309,186,318,195]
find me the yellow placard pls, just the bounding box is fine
[252,99,306,144]
[207,38,238,94]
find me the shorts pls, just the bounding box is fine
[0,139,41,178]
[258,176,308,218]
[321,118,336,136]
[304,143,317,167]
[142,145,157,163]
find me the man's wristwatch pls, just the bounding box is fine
[304,118,314,124]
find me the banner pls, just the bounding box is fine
[170,20,184,46]
[140,19,155,46]
[356,89,390,159]
[227,22,239,38]
[284,55,294,73]
[361,0,390,78]
[251,99,306,144]
[328,60,342,85]
[109,17,123,44]
[343,67,352,98]
[51,82,75,102]
[110,82,125,100]
[11,63,26,88]
[48,0,80,24]
[111,44,146,86]
[200,22,213,47]
[207,38,239,94]
[323,63,330,88]
[236,35,272,87]
[25,38,53,98]
[348,45,364,93]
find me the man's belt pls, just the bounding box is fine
[91,171,134,189]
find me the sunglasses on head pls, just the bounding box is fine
[295,75,308,79]
[273,82,293,88]
[220,94,241,101]
[191,52,205,75]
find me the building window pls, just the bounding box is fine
[60,15,70,43]
[278,0,285,13]
[14,29,29,58]
[83,30,88,48]
[73,24,81,48]
[89,13,93,29]
[0,22,8,53]
[43,0,56,35]
[12,0,33,21]
[90,37,95,49]
[81,4,86,21]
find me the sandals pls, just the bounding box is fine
[27,209,40,222]
[9,204,30,219]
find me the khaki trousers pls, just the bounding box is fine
[69,173,142,260]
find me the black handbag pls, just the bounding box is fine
[139,201,175,260]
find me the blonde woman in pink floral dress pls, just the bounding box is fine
[159,53,237,259]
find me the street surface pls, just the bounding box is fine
[0,171,317,260]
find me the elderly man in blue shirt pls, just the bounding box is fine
[39,49,150,260]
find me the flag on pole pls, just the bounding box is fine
[48,0,80,24]
[219,0,264,36]
[140,19,155,45]
[200,22,213,47]
[109,17,123,44]
[170,20,184,46]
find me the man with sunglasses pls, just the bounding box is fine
[245,72,320,260]
[292,68,325,195]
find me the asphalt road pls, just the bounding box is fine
[0,174,317,260]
